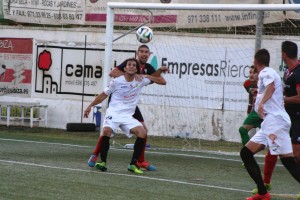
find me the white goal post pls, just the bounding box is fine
[104,3,300,88]
[102,2,300,149]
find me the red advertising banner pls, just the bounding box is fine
[0,38,33,97]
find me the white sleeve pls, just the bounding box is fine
[142,77,151,86]
[262,69,275,87]
[104,79,117,95]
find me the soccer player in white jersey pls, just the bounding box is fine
[84,58,165,174]
[240,49,300,200]
[88,45,168,171]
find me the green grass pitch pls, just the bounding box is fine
[0,126,298,200]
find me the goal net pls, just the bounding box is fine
[104,2,300,151]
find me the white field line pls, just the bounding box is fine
[0,159,296,198]
[0,138,284,166]
[0,138,295,198]
[0,159,249,193]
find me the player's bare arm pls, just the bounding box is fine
[150,66,169,77]
[284,87,300,104]
[144,74,166,85]
[109,68,124,78]
[84,92,108,118]
[258,82,275,118]
[145,66,168,85]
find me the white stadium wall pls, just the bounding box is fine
[1,26,298,142]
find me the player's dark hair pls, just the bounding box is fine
[282,41,298,59]
[124,58,140,72]
[254,49,270,66]
[138,45,149,52]
[250,65,257,73]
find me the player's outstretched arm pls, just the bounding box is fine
[144,74,166,85]
[84,92,108,118]
[151,66,169,77]
[109,68,124,78]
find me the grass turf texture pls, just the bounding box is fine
[0,126,299,200]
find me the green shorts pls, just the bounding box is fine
[242,111,263,128]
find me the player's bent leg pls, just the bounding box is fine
[241,142,268,197]
[252,151,274,194]
[128,126,146,174]
[88,135,105,167]
[250,149,278,193]
[101,127,113,137]
[239,126,251,146]
[91,127,112,171]
[280,154,300,183]
[131,126,146,138]
[99,135,110,165]
[138,121,147,163]
[88,128,112,168]
[136,124,156,171]
[263,149,278,184]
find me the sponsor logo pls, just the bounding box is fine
[105,116,112,120]
[0,39,13,50]
[161,57,250,79]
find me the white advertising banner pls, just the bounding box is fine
[176,0,284,28]
[35,44,135,100]
[34,40,251,111]
[138,37,253,111]
[3,0,85,25]
[2,0,295,27]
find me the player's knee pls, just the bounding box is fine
[130,127,146,138]
[240,146,254,161]
[137,128,147,138]
[102,128,112,137]
[144,127,148,135]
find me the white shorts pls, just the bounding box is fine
[103,114,142,138]
[250,114,292,155]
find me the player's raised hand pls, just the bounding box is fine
[258,103,265,119]
[159,66,169,73]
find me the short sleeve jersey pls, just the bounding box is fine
[117,61,156,75]
[104,76,151,118]
[284,64,300,113]
[255,67,288,121]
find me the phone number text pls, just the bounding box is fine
[187,14,221,23]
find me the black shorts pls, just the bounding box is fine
[132,106,144,122]
[289,112,300,144]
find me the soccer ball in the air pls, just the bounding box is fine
[136,26,153,43]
